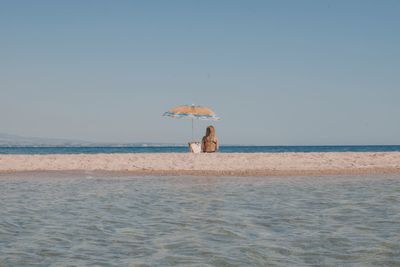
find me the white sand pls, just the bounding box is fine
[1,152,400,176]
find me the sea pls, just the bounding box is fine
[0,173,399,266]
[1,145,400,154]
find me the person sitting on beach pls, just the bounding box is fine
[202,125,219,153]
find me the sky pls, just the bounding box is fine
[1,0,399,145]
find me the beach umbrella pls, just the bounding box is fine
[163,104,220,141]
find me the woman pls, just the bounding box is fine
[202,125,219,153]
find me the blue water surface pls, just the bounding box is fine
[0,145,400,154]
[1,173,400,266]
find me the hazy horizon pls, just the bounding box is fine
[1,1,399,145]
[1,131,400,147]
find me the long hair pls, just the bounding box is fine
[205,125,216,141]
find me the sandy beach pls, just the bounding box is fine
[1,152,400,176]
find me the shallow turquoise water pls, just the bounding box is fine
[1,173,399,266]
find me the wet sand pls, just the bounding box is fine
[1,152,400,176]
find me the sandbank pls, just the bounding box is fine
[1,152,400,176]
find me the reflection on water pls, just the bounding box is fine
[1,173,400,266]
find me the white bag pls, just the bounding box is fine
[188,142,202,153]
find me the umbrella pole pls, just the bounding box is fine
[191,118,194,141]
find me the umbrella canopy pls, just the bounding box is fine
[163,104,220,142]
[163,105,220,121]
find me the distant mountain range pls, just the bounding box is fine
[0,133,183,147]
[0,133,93,147]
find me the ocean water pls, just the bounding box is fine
[1,173,399,266]
[1,145,400,154]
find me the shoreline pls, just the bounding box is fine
[1,168,400,178]
[1,152,400,177]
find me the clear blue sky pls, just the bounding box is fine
[1,0,399,145]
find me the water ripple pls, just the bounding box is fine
[0,173,399,266]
